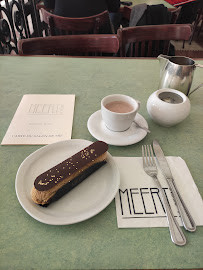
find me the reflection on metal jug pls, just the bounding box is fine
[158,54,203,96]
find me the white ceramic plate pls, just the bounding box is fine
[15,139,120,225]
[87,110,148,146]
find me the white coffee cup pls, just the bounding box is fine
[101,94,140,132]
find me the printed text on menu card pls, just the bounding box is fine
[1,94,75,145]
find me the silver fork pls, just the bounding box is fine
[142,145,186,246]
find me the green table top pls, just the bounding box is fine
[0,56,202,270]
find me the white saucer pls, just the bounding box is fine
[87,110,148,146]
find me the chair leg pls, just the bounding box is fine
[197,16,203,37]
[182,40,185,49]
[189,21,198,44]
[189,9,203,44]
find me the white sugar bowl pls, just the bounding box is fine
[147,88,191,127]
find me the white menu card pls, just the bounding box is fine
[1,94,75,145]
[115,157,203,228]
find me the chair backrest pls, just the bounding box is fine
[40,8,113,36]
[18,34,119,56]
[121,6,131,22]
[117,24,192,57]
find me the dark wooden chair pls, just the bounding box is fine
[117,24,192,57]
[169,6,182,24]
[189,6,203,44]
[120,6,131,23]
[18,34,119,56]
[120,6,182,25]
[40,8,113,36]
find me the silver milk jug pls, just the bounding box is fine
[158,54,203,96]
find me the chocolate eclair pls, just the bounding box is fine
[31,141,108,206]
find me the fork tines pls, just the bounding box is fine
[142,145,156,167]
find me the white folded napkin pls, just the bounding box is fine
[114,157,203,228]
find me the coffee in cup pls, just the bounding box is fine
[105,100,134,113]
[101,94,140,132]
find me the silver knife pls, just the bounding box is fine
[153,139,196,232]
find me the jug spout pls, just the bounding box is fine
[157,54,171,78]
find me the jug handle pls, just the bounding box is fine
[195,64,203,68]
[188,83,203,97]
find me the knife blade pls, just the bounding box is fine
[153,139,196,232]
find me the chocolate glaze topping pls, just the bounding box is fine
[34,141,108,191]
